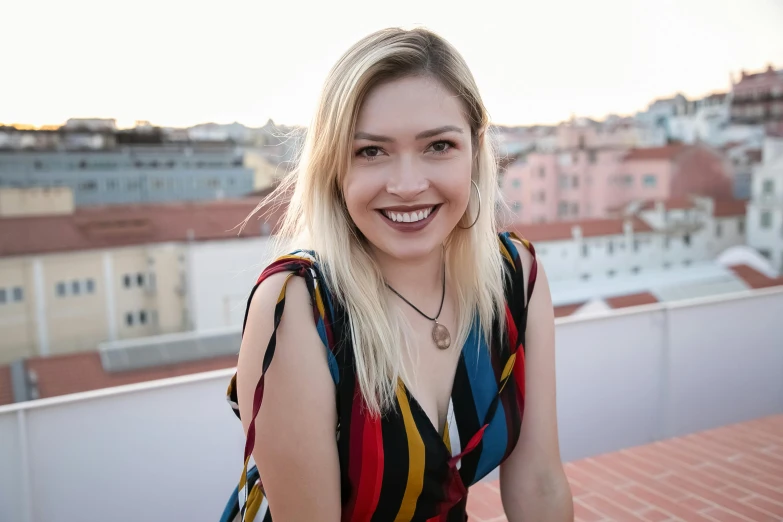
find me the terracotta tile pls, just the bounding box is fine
[580,494,649,522]
[664,475,778,522]
[701,507,755,522]
[717,486,755,501]
[678,495,715,512]
[745,496,783,518]
[573,497,606,522]
[622,485,716,522]
[638,507,673,522]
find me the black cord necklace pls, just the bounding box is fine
[385,260,451,350]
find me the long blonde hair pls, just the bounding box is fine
[252,27,506,415]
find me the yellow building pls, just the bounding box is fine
[0,188,271,365]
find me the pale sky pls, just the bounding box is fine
[3,0,782,129]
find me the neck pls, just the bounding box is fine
[373,246,444,309]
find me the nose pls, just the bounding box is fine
[386,155,428,200]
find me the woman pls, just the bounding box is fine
[223,27,573,522]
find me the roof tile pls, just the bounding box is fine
[0,199,285,258]
[623,144,686,161]
[509,217,654,243]
[605,292,659,309]
[0,365,13,406]
[23,351,237,400]
[713,199,747,217]
[729,264,783,289]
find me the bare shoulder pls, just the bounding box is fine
[236,270,341,518]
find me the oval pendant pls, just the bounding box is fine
[432,322,451,350]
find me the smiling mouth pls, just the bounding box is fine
[379,205,439,223]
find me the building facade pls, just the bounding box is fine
[730,65,783,135]
[0,145,254,206]
[0,199,278,365]
[501,144,734,223]
[747,136,783,273]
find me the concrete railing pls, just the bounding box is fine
[1,286,782,522]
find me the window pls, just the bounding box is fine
[738,219,745,234]
[559,175,569,189]
[570,202,579,215]
[153,179,164,189]
[588,150,597,163]
[634,239,640,252]
[512,201,522,212]
[632,266,641,274]
[56,282,66,297]
[761,211,772,229]
[0,289,5,304]
[607,270,616,277]
[664,262,671,269]
[683,234,691,246]
[123,275,132,288]
[580,274,590,281]
[107,179,118,190]
[684,259,692,266]
[572,176,579,188]
[643,175,656,187]
[137,273,145,287]
[71,280,81,295]
[607,242,614,254]
[539,167,545,178]
[85,279,95,293]
[582,244,589,257]
[512,179,521,189]
[79,180,97,191]
[558,201,569,217]
[12,287,23,302]
[126,312,134,326]
[139,310,147,325]
[759,249,772,260]
[537,191,546,203]
[716,222,722,238]
[762,179,774,195]
[664,236,670,249]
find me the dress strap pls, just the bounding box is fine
[225,252,341,522]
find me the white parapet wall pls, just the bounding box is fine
[1,286,782,522]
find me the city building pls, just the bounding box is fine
[501,144,734,223]
[0,144,255,206]
[746,135,783,273]
[0,196,281,365]
[557,116,667,150]
[730,64,783,135]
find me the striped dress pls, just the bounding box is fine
[221,232,537,522]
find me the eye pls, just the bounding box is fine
[356,146,386,161]
[428,140,455,155]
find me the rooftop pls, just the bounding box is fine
[0,198,283,257]
[467,414,783,522]
[623,145,686,162]
[508,217,654,243]
[0,285,781,522]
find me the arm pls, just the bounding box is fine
[499,252,573,521]
[236,272,341,521]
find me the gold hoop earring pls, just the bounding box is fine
[457,179,481,230]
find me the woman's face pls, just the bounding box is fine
[342,75,474,262]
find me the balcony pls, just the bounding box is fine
[1,286,782,522]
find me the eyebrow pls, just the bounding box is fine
[353,125,464,142]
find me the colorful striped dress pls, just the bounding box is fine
[221,232,537,522]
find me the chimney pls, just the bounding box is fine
[623,219,633,236]
[655,200,665,215]
[571,225,583,240]
[186,228,195,242]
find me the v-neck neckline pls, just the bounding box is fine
[398,318,480,456]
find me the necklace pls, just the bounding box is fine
[385,260,451,350]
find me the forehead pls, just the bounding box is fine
[355,75,468,135]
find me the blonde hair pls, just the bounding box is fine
[251,27,506,415]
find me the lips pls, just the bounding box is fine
[380,206,435,223]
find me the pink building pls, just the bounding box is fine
[501,144,734,223]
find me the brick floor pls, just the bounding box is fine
[466,414,783,522]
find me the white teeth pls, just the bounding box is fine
[382,207,434,223]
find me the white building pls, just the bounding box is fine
[747,136,783,273]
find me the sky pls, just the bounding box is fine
[2,0,783,129]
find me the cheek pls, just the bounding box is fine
[342,171,375,219]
